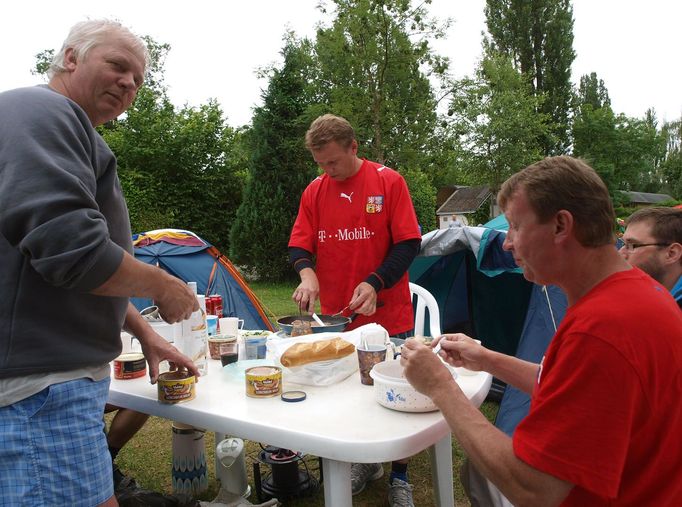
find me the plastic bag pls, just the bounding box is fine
[267,323,389,386]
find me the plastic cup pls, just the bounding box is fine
[220,342,239,366]
[244,336,267,360]
[357,345,387,385]
[206,315,218,336]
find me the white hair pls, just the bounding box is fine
[48,19,149,78]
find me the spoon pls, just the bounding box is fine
[311,312,325,327]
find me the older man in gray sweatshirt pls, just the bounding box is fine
[0,19,198,507]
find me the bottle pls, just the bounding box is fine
[179,294,208,376]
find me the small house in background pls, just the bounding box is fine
[619,190,674,207]
[436,185,492,229]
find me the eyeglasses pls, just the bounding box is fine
[621,242,670,252]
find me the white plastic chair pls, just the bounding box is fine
[409,282,442,338]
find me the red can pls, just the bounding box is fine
[205,296,216,316]
[211,294,223,318]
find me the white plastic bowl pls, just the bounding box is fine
[369,360,457,413]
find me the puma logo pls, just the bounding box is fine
[340,192,353,203]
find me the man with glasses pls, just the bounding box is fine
[620,207,682,307]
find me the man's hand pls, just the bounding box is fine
[432,333,486,373]
[140,332,200,384]
[124,304,200,383]
[348,282,378,315]
[153,274,198,323]
[400,338,460,401]
[292,267,320,313]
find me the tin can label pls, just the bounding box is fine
[158,371,196,404]
[245,366,282,397]
[114,353,146,379]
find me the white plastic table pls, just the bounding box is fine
[108,353,491,506]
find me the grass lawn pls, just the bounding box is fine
[111,281,499,505]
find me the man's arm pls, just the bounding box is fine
[92,251,197,323]
[402,341,573,506]
[289,247,319,313]
[364,238,421,292]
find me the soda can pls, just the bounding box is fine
[206,296,216,316]
[211,294,223,318]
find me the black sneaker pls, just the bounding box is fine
[113,463,139,493]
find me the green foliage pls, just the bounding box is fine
[573,93,669,199]
[578,72,611,110]
[484,0,575,154]
[103,89,243,249]
[230,35,319,281]
[444,53,548,192]
[31,49,53,78]
[402,167,437,233]
[661,119,682,197]
[313,0,449,169]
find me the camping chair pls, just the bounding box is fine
[409,282,442,337]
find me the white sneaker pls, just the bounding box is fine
[388,478,415,507]
[350,462,384,495]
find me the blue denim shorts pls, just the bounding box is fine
[0,377,113,506]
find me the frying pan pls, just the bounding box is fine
[276,314,356,335]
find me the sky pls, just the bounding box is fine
[2,0,680,127]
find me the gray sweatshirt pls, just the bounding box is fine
[0,86,131,378]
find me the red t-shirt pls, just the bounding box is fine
[513,268,682,506]
[289,159,421,335]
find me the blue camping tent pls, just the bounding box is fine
[130,229,274,331]
[409,217,567,435]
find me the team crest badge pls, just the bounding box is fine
[366,195,384,214]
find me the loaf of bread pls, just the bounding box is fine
[280,337,355,367]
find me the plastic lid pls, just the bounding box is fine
[281,390,307,403]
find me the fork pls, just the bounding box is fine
[331,305,349,317]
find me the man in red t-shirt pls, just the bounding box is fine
[400,156,682,506]
[289,114,422,505]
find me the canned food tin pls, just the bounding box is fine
[114,353,147,380]
[245,366,282,398]
[157,371,196,404]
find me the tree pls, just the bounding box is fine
[577,72,611,110]
[445,53,549,195]
[402,167,437,232]
[573,73,666,196]
[313,0,450,169]
[661,119,682,197]
[229,35,319,281]
[485,0,575,154]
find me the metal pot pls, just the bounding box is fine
[276,314,353,335]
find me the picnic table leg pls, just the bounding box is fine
[321,458,352,507]
[428,433,455,507]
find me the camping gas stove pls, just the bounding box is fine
[253,446,320,502]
